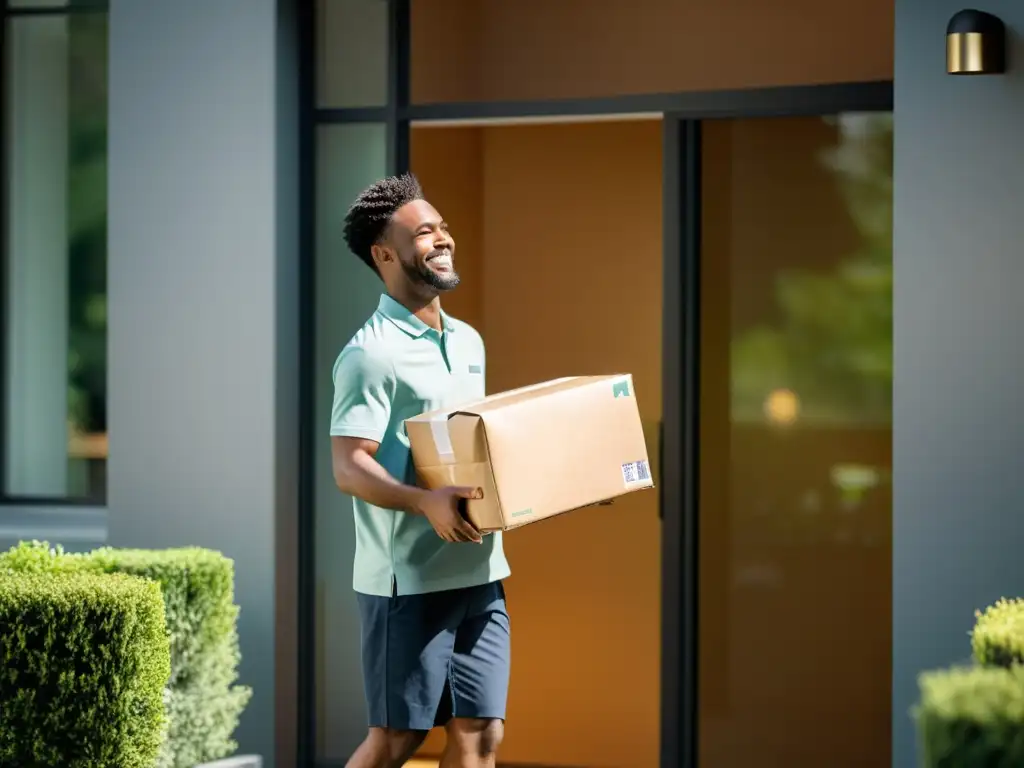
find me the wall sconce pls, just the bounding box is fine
[947,9,1006,75]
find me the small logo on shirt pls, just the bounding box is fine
[468,364,483,374]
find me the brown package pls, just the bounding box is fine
[405,375,654,532]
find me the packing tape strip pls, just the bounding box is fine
[429,414,456,464]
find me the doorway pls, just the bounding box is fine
[408,117,664,768]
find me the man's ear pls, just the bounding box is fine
[370,243,394,271]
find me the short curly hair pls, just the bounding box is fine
[342,173,425,272]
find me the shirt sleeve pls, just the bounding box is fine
[330,345,396,443]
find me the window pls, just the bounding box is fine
[3,2,108,502]
[316,0,388,108]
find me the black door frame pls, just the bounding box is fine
[299,2,893,765]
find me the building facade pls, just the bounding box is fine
[3,1,1023,767]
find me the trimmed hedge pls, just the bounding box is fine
[972,598,1024,669]
[0,571,170,767]
[0,542,252,768]
[915,665,1024,766]
[89,547,252,768]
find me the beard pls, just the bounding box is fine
[402,256,461,292]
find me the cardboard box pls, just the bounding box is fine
[405,375,654,532]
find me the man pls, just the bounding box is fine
[331,174,511,768]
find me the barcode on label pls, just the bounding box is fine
[621,460,652,487]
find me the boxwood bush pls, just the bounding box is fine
[972,598,1024,669]
[0,542,252,768]
[915,664,1024,766]
[89,547,253,768]
[0,570,170,767]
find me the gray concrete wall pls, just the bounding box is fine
[0,507,106,555]
[107,2,299,766]
[893,1,1024,764]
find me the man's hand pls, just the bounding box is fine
[414,486,484,543]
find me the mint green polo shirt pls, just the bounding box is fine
[330,293,511,597]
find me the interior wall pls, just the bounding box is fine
[411,0,894,103]
[411,120,663,768]
[892,0,1024,765]
[408,127,485,331]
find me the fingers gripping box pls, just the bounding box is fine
[405,375,654,532]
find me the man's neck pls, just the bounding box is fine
[413,299,444,332]
[390,291,443,332]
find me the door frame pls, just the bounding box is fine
[299,1,893,764]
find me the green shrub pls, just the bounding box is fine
[0,571,170,768]
[915,665,1024,766]
[0,539,91,574]
[972,598,1024,668]
[88,546,252,768]
[0,541,252,768]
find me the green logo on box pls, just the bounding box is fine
[612,379,631,398]
[511,508,533,518]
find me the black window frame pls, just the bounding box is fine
[0,0,110,516]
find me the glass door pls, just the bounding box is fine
[695,112,893,767]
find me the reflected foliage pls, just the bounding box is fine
[731,114,893,425]
[66,13,107,437]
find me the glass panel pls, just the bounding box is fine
[314,122,388,761]
[316,0,388,108]
[698,113,893,767]
[4,12,108,500]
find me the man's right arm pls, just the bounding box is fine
[331,435,425,514]
[329,345,482,543]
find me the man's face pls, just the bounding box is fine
[380,199,459,293]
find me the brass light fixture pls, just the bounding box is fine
[947,9,1006,75]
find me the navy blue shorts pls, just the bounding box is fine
[356,581,511,731]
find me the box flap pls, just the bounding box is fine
[404,411,506,531]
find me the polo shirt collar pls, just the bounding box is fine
[377,293,453,337]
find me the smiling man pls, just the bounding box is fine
[331,174,511,768]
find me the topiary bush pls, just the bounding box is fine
[0,539,91,573]
[0,570,170,767]
[915,664,1024,766]
[972,598,1024,669]
[89,546,253,768]
[0,541,252,768]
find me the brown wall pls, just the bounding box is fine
[412,120,664,767]
[412,0,894,103]
[408,127,486,330]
